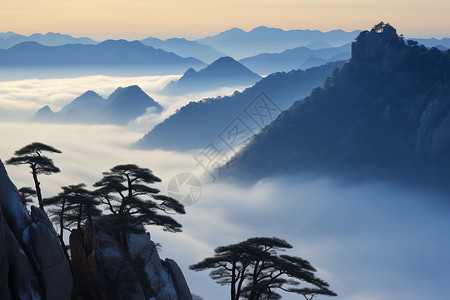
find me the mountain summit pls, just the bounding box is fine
[228,23,450,187]
[103,85,162,125]
[32,85,162,125]
[162,56,261,95]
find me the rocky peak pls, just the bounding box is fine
[38,105,54,113]
[184,67,197,76]
[350,22,404,69]
[227,23,450,187]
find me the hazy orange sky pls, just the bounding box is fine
[1,0,449,40]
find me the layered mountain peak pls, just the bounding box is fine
[161,56,261,95]
[350,22,405,68]
[38,104,54,113]
[31,85,162,125]
[107,85,162,111]
[104,85,162,125]
[108,85,159,105]
[72,90,103,103]
[59,90,105,116]
[32,105,57,122]
[183,67,197,76]
[227,23,450,187]
[201,56,261,78]
[208,56,246,71]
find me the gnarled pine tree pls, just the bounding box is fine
[190,237,337,300]
[45,183,101,238]
[93,164,185,236]
[6,142,62,210]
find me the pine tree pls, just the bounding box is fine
[45,183,101,238]
[17,187,36,207]
[93,164,185,234]
[190,237,337,300]
[6,142,62,210]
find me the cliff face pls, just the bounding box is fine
[0,160,73,300]
[0,159,192,300]
[228,23,450,187]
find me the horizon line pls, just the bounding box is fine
[2,25,449,42]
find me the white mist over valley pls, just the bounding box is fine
[0,72,448,300]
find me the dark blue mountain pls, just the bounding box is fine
[32,105,58,122]
[140,37,225,63]
[103,85,162,125]
[0,40,205,69]
[58,90,106,122]
[0,31,96,48]
[197,26,360,59]
[162,57,262,95]
[31,86,162,125]
[227,23,450,188]
[239,44,351,74]
[135,61,344,151]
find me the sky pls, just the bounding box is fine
[1,0,450,40]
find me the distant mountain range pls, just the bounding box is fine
[162,57,262,95]
[196,26,361,59]
[239,43,351,74]
[227,24,450,188]
[411,37,450,50]
[32,85,162,125]
[0,40,205,70]
[135,61,344,151]
[1,30,448,57]
[0,32,96,49]
[140,37,225,64]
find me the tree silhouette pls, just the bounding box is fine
[6,142,62,210]
[190,237,337,300]
[45,183,101,265]
[45,183,101,237]
[18,187,36,207]
[93,164,185,234]
[45,190,69,239]
[373,21,386,33]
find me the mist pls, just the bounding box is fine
[0,120,448,300]
[0,73,250,133]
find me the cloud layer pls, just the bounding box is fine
[0,122,448,300]
[0,73,248,135]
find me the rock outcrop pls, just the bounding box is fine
[70,218,192,300]
[1,158,191,300]
[0,159,73,299]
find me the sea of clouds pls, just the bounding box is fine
[0,73,449,300]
